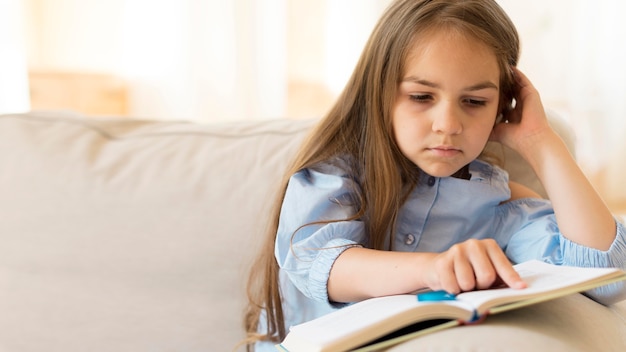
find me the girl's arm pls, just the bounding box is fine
[491,69,616,251]
[328,240,526,303]
[278,166,526,304]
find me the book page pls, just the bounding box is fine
[283,295,472,351]
[456,260,623,314]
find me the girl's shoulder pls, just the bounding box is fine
[304,154,356,178]
[291,155,360,192]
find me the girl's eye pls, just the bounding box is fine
[409,94,432,103]
[464,98,487,107]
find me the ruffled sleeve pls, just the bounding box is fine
[274,160,365,303]
[499,198,626,304]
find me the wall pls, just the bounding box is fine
[0,0,30,114]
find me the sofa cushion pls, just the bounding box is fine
[0,112,315,351]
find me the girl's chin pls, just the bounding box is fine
[417,164,465,178]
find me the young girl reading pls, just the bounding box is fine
[244,0,626,350]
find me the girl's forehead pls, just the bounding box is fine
[400,28,501,87]
[406,26,491,58]
[403,28,499,74]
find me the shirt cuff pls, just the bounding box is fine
[560,217,626,304]
[559,217,626,268]
[308,238,361,303]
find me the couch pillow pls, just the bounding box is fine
[0,112,315,351]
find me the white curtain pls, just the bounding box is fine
[568,0,626,204]
[323,0,391,94]
[0,0,30,114]
[499,0,626,205]
[24,0,387,121]
[119,0,286,122]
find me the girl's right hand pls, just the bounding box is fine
[422,238,526,294]
[490,68,554,156]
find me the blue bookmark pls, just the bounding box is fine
[416,290,457,302]
[417,290,483,323]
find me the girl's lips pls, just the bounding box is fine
[429,146,461,157]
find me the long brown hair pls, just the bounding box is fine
[243,0,520,348]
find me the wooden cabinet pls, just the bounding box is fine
[28,70,128,116]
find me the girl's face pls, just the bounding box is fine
[392,29,500,177]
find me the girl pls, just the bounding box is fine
[244,0,626,350]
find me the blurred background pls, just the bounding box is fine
[1,0,625,212]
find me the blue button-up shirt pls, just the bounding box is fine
[257,158,626,351]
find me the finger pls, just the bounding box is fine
[465,241,498,290]
[512,67,532,89]
[454,255,477,292]
[511,68,541,107]
[435,252,461,294]
[485,243,526,289]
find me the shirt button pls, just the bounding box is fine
[405,234,416,245]
[427,177,436,187]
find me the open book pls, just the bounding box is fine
[277,260,626,352]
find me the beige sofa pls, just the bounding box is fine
[1,111,624,352]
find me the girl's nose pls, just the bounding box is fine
[432,104,463,135]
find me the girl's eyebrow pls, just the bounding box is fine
[402,77,499,91]
[464,81,499,91]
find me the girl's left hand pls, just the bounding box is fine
[490,68,556,154]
